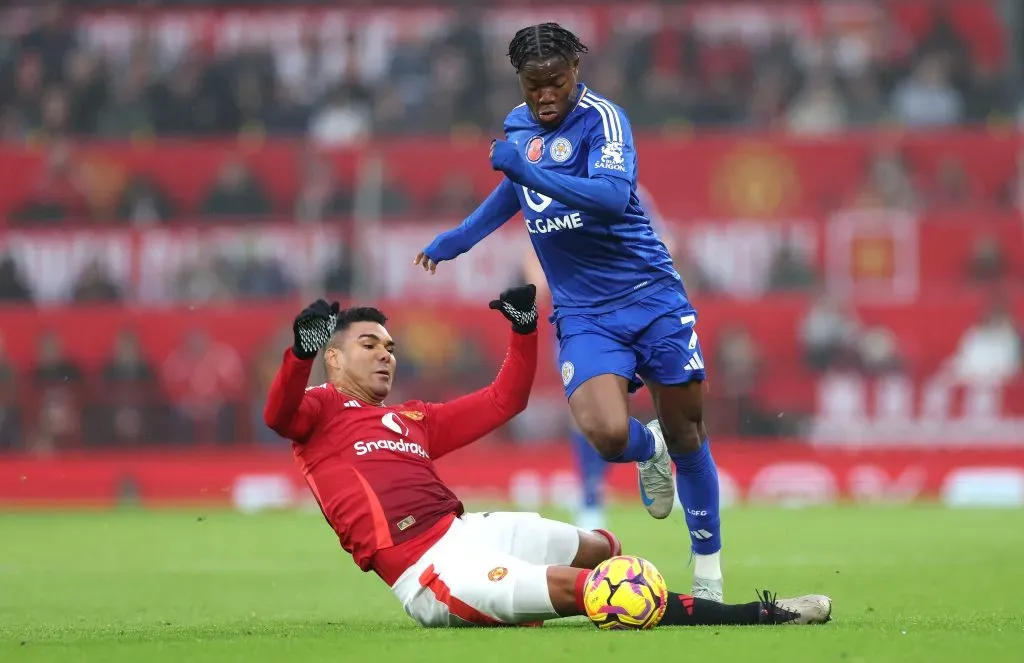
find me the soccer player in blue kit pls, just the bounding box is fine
[522,182,673,534]
[414,23,724,601]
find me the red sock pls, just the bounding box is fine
[593,529,622,557]
[573,569,590,614]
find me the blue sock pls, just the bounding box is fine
[600,418,655,464]
[671,439,722,555]
[571,429,608,508]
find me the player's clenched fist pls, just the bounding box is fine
[489,139,522,173]
[292,298,340,359]
[489,284,538,335]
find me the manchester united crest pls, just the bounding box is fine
[488,566,508,582]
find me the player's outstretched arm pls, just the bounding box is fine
[263,299,338,441]
[490,139,630,217]
[424,285,539,459]
[415,178,521,273]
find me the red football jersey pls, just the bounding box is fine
[264,330,537,579]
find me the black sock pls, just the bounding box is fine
[658,592,762,626]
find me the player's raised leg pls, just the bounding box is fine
[567,374,673,518]
[558,319,675,519]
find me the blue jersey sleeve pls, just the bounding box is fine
[582,97,636,183]
[422,178,520,261]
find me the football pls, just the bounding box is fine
[582,555,669,630]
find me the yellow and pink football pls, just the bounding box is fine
[583,555,669,630]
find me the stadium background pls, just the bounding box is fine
[1,0,1022,515]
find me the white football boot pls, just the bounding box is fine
[637,419,675,519]
[759,592,833,625]
[692,576,724,603]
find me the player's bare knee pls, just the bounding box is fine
[661,419,704,454]
[583,422,630,460]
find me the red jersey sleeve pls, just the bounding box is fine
[263,348,323,441]
[423,329,537,459]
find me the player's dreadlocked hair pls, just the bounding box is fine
[334,307,388,333]
[507,23,589,73]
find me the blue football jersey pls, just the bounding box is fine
[503,84,683,316]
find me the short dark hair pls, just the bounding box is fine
[335,306,388,333]
[507,23,589,73]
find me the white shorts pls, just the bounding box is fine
[390,511,582,628]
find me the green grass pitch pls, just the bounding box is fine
[1,505,1023,662]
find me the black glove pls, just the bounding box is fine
[489,284,538,334]
[292,299,340,359]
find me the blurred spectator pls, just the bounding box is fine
[787,72,847,135]
[27,387,80,456]
[293,155,352,223]
[96,57,153,138]
[856,326,906,376]
[891,54,963,128]
[947,300,1022,384]
[116,176,174,225]
[309,84,372,146]
[927,157,972,210]
[844,71,887,127]
[0,2,1013,142]
[64,50,107,135]
[261,83,311,136]
[0,334,20,451]
[767,244,818,292]
[10,144,87,224]
[93,329,157,446]
[856,149,918,209]
[200,160,272,219]
[71,259,122,303]
[102,329,155,384]
[0,254,34,303]
[173,251,237,303]
[32,330,82,386]
[378,166,413,216]
[237,256,295,300]
[966,235,1007,283]
[428,172,479,216]
[18,2,77,86]
[161,329,244,443]
[323,241,357,297]
[713,326,779,438]
[800,294,861,372]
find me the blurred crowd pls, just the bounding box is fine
[1,291,1018,452]
[0,2,1019,145]
[0,0,1022,453]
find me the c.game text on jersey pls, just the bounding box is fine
[525,212,583,235]
[353,439,430,459]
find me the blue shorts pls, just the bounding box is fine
[553,283,706,398]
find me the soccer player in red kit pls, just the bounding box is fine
[264,286,832,628]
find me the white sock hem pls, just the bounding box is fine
[693,551,722,580]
